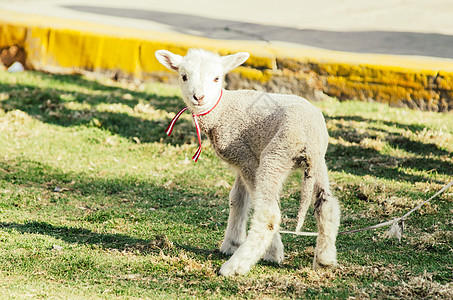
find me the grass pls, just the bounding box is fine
[0,70,452,299]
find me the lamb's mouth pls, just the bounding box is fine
[192,101,205,106]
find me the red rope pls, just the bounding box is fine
[165,90,223,162]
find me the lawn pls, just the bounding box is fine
[0,71,452,299]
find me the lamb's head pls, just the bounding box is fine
[155,49,249,111]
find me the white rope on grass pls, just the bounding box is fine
[280,181,453,241]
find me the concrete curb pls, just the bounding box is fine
[1,9,452,111]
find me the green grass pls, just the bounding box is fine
[0,71,452,299]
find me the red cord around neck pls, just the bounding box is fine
[193,89,223,117]
[165,89,223,162]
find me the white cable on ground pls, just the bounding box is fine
[280,181,453,240]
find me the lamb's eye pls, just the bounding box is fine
[214,77,219,82]
[182,74,188,81]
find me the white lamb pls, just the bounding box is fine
[155,48,340,276]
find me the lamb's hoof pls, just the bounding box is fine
[220,240,241,256]
[263,246,284,264]
[313,254,338,270]
[264,252,284,264]
[219,259,250,276]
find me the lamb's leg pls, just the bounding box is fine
[312,161,340,269]
[219,159,291,276]
[296,169,316,232]
[219,193,281,276]
[220,174,251,255]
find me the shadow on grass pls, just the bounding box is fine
[325,115,453,182]
[327,144,451,184]
[1,72,182,111]
[0,220,227,263]
[0,72,193,145]
[327,114,451,156]
[1,220,226,263]
[0,221,166,253]
[0,156,229,259]
[326,115,428,134]
[0,157,224,211]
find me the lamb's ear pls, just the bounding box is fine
[155,50,183,71]
[221,52,250,72]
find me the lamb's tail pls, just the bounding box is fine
[295,168,316,232]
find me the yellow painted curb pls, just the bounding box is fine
[1,9,452,111]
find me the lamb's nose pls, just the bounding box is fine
[193,94,204,102]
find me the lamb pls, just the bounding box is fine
[155,48,341,276]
